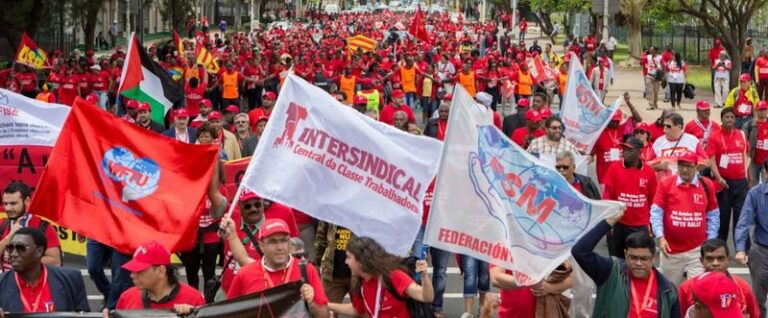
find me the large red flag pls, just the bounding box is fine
[28,98,219,254]
[409,6,430,44]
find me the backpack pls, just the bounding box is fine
[0,218,64,266]
[381,256,433,318]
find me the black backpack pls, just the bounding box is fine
[381,256,434,318]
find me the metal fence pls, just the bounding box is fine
[640,24,718,65]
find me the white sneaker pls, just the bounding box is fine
[460,313,474,318]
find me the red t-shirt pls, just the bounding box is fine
[683,119,720,143]
[592,127,624,183]
[16,265,54,312]
[15,72,37,92]
[707,128,748,180]
[351,270,414,318]
[678,274,757,318]
[248,107,273,132]
[57,74,80,106]
[493,266,536,318]
[91,71,111,91]
[1,214,61,272]
[77,73,92,95]
[220,212,264,294]
[627,271,658,318]
[511,127,544,149]
[184,83,207,117]
[603,162,658,226]
[646,122,665,143]
[756,56,768,80]
[379,104,416,126]
[653,176,718,254]
[226,258,329,306]
[116,284,205,310]
[755,120,768,165]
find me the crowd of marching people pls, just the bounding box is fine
[3,6,768,318]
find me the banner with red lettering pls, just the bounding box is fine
[240,74,443,255]
[560,53,621,153]
[0,89,70,146]
[424,85,624,285]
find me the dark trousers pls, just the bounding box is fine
[669,83,684,106]
[607,223,649,259]
[717,178,750,251]
[179,241,223,291]
[748,242,768,318]
[759,80,768,101]
[245,87,262,111]
[486,86,501,112]
[86,239,132,310]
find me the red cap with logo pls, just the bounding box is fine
[611,109,623,121]
[175,108,189,118]
[525,110,542,122]
[353,95,368,105]
[634,122,651,133]
[126,100,139,109]
[757,101,768,110]
[137,102,151,112]
[85,94,99,105]
[121,240,171,272]
[517,99,530,108]
[258,219,291,240]
[225,105,240,113]
[677,150,699,164]
[391,90,405,98]
[239,188,261,202]
[692,271,742,317]
[263,91,277,100]
[740,73,752,82]
[208,111,222,120]
[696,100,712,110]
[199,99,212,108]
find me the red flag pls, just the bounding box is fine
[15,32,49,69]
[409,6,430,44]
[28,98,219,254]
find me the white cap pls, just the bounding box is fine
[90,64,101,71]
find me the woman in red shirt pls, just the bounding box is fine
[57,67,81,106]
[328,237,434,318]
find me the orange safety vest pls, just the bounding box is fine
[516,71,533,96]
[458,72,477,97]
[558,73,567,95]
[340,75,356,104]
[400,67,417,93]
[36,92,53,103]
[222,71,240,99]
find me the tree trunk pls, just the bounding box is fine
[627,15,641,57]
[534,9,553,36]
[234,0,242,29]
[83,1,105,51]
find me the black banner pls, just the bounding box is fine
[6,282,309,318]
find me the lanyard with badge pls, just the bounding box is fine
[362,276,383,318]
[262,258,294,289]
[15,267,49,312]
[719,129,738,169]
[631,269,655,316]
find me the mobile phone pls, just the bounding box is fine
[414,245,429,282]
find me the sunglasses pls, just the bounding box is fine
[548,125,562,130]
[235,121,249,125]
[242,202,263,210]
[555,165,571,170]
[6,243,32,254]
[663,124,673,129]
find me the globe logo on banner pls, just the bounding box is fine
[575,72,613,134]
[469,126,591,257]
[101,147,160,202]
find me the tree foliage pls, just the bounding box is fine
[72,0,106,51]
[158,0,194,34]
[0,0,49,52]
[520,0,590,36]
[666,0,768,85]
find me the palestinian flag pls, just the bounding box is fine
[118,32,184,123]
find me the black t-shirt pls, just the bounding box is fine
[332,227,353,278]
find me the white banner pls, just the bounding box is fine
[561,53,621,154]
[241,75,443,255]
[425,85,624,285]
[0,89,70,146]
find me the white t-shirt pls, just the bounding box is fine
[713,58,732,79]
[606,37,617,50]
[666,61,686,84]
[652,133,702,175]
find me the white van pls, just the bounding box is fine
[324,4,340,14]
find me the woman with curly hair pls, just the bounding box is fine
[328,237,434,317]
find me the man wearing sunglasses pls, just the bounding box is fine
[232,113,259,156]
[527,116,579,157]
[213,189,299,300]
[0,228,89,313]
[650,112,708,180]
[0,182,61,272]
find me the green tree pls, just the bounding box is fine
[519,0,590,37]
[72,0,106,51]
[158,0,193,34]
[0,0,49,53]
[666,0,768,85]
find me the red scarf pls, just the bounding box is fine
[437,119,447,141]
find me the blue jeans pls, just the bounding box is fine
[86,240,133,310]
[460,255,490,297]
[405,92,417,109]
[430,246,451,312]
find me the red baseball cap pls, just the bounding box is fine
[225,105,240,113]
[692,271,742,317]
[239,188,262,202]
[121,241,171,272]
[441,93,453,101]
[391,90,405,98]
[525,110,542,122]
[263,91,277,100]
[175,108,189,118]
[208,111,222,120]
[696,100,711,110]
[539,107,553,119]
[199,99,212,108]
[634,122,651,133]
[740,73,752,82]
[758,101,768,110]
[677,150,699,165]
[353,95,368,105]
[85,94,99,105]
[258,219,291,240]
[611,109,623,121]
[126,100,139,109]
[517,99,530,108]
[137,102,151,112]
